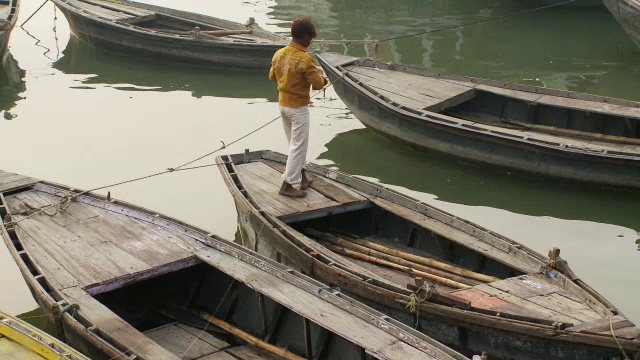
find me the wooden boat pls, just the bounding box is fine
[0,0,18,63]
[217,149,640,360]
[316,52,640,190]
[0,310,90,360]
[50,0,285,69]
[0,170,468,360]
[604,0,640,47]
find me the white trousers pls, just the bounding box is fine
[280,105,310,186]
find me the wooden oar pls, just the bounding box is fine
[200,312,305,360]
[337,234,500,283]
[324,244,471,289]
[308,230,480,286]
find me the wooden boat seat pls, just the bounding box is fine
[3,187,201,290]
[345,65,478,113]
[234,161,369,220]
[451,274,628,327]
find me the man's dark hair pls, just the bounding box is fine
[291,17,316,40]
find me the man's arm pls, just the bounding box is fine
[303,57,328,90]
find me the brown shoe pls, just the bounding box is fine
[300,170,313,190]
[279,181,307,198]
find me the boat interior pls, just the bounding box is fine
[321,53,640,146]
[64,0,280,43]
[225,153,640,341]
[94,263,371,360]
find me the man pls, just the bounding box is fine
[269,17,328,198]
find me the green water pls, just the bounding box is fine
[0,0,638,333]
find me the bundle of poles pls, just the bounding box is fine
[306,229,500,290]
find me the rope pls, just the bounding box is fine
[406,282,433,329]
[180,321,211,358]
[610,315,630,360]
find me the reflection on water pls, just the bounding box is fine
[53,38,277,101]
[273,0,640,100]
[17,308,56,336]
[320,128,640,232]
[0,52,25,117]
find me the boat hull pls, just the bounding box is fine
[318,58,640,190]
[53,1,283,69]
[221,152,638,360]
[604,0,640,47]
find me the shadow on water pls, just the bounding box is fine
[0,52,25,118]
[53,37,277,101]
[319,128,640,231]
[18,308,57,336]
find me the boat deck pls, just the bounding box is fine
[234,160,368,219]
[144,323,282,360]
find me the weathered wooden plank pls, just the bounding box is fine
[18,213,130,283]
[449,288,509,309]
[0,174,37,192]
[198,352,238,360]
[16,227,80,289]
[80,214,191,268]
[474,284,581,324]
[238,162,336,209]
[347,66,475,100]
[235,166,296,216]
[72,0,137,20]
[566,315,633,332]
[81,0,154,17]
[537,94,640,119]
[475,84,545,102]
[14,217,100,287]
[177,324,229,349]
[260,160,366,205]
[527,293,602,323]
[145,323,221,359]
[603,326,640,340]
[60,287,180,360]
[349,70,442,107]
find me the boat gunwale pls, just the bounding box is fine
[215,150,640,353]
[51,0,286,48]
[0,179,466,360]
[316,53,640,162]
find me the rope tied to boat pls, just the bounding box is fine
[610,315,631,360]
[406,282,433,329]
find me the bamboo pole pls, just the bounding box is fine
[200,312,305,360]
[335,234,500,283]
[309,230,480,286]
[325,244,471,289]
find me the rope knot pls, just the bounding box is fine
[167,167,176,172]
[406,282,433,329]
